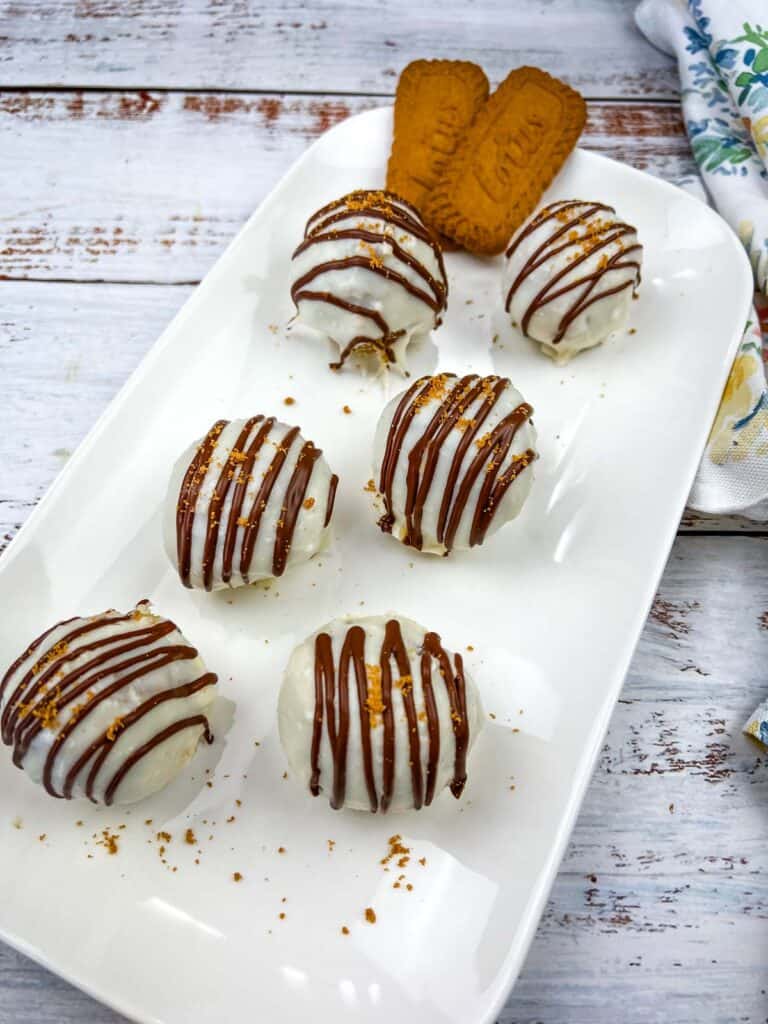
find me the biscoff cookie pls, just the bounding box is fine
[386,59,489,214]
[423,66,587,254]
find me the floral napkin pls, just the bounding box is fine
[636,0,768,747]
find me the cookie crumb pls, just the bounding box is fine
[97,829,120,855]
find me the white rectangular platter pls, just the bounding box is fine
[0,107,753,1024]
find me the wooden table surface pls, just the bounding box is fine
[1,2,767,1021]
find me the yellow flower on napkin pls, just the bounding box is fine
[707,349,768,464]
[752,113,768,162]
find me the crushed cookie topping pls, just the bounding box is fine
[364,665,385,728]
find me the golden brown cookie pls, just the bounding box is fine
[423,66,587,255]
[386,60,490,215]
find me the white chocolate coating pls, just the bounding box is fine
[278,614,483,813]
[0,603,217,806]
[164,416,337,591]
[503,199,642,363]
[290,190,447,373]
[373,373,537,555]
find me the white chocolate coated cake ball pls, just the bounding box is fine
[0,602,217,806]
[279,614,483,813]
[290,190,448,373]
[373,373,537,555]
[164,416,338,591]
[503,199,642,363]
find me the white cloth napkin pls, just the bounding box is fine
[637,1,768,286]
[636,0,768,746]
[636,1,768,518]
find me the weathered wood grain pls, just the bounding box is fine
[0,93,693,283]
[0,281,190,551]
[680,509,768,532]
[0,944,124,1023]
[0,0,678,98]
[508,537,768,1022]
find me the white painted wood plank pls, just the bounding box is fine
[509,895,768,1024]
[0,92,694,284]
[0,0,678,98]
[0,944,123,1023]
[680,509,768,532]
[0,282,191,550]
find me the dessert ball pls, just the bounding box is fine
[164,416,338,591]
[289,189,448,372]
[0,602,217,806]
[503,199,642,362]
[373,373,537,555]
[278,614,483,813]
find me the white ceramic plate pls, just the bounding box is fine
[0,108,753,1024]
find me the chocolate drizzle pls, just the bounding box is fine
[290,190,448,369]
[377,374,536,552]
[174,417,336,589]
[505,200,642,346]
[309,619,470,813]
[324,473,339,527]
[0,606,217,805]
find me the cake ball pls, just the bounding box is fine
[0,602,217,806]
[373,373,537,555]
[503,199,642,362]
[278,614,483,813]
[289,189,448,372]
[164,416,338,591]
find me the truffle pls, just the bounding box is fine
[290,190,448,372]
[373,373,537,554]
[503,199,642,362]
[278,614,483,812]
[164,416,338,590]
[0,602,217,805]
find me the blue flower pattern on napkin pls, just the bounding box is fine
[682,4,768,177]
